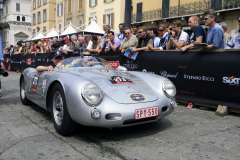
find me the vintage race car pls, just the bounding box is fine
[20,56,177,135]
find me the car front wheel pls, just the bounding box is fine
[50,83,76,136]
[20,77,32,105]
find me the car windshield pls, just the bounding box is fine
[54,56,113,70]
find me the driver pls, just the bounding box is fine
[36,51,64,71]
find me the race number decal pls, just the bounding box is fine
[32,73,40,92]
[109,76,133,85]
[41,79,47,98]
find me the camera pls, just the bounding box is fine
[0,69,8,77]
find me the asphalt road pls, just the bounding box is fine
[0,72,240,160]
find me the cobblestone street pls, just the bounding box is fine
[0,72,240,160]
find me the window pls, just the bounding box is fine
[57,2,63,16]
[43,27,46,34]
[79,0,83,9]
[68,0,71,13]
[89,0,97,7]
[78,15,83,29]
[104,0,113,3]
[33,0,36,9]
[67,18,72,24]
[17,16,20,21]
[22,16,25,21]
[16,3,20,11]
[79,19,83,30]
[33,14,36,25]
[6,6,8,15]
[37,26,40,32]
[37,0,41,7]
[89,12,96,25]
[43,0,47,5]
[58,23,62,35]
[103,9,114,29]
[33,29,36,36]
[106,14,111,26]
[43,10,47,22]
[37,12,41,24]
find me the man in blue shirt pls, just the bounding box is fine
[181,15,206,51]
[203,9,225,49]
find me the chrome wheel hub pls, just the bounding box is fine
[53,92,64,126]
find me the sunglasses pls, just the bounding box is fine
[158,29,164,31]
[138,31,142,34]
[204,17,210,21]
[169,28,173,30]
[55,56,63,60]
[125,32,130,35]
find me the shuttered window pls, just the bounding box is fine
[79,0,83,9]
[68,0,72,13]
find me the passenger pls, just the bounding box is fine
[181,15,206,52]
[119,28,138,53]
[219,22,230,44]
[228,13,240,42]
[166,20,190,50]
[36,51,64,72]
[105,31,121,52]
[131,26,153,53]
[204,9,225,49]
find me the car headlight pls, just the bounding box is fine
[82,84,103,106]
[163,80,176,98]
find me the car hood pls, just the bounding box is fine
[67,68,158,104]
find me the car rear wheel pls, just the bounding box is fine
[51,83,76,135]
[20,78,32,105]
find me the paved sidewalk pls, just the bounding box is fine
[0,72,240,160]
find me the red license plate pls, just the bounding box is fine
[135,106,159,119]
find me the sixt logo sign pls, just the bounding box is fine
[223,76,240,86]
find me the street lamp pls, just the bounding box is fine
[0,0,3,12]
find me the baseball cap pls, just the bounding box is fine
[53,51,64,58]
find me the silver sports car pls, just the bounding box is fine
[20,56,177,135]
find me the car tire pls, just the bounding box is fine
[50,83,76,136]
[20,78,32,105]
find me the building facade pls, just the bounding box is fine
[31,0,56,37]
[85,0,126,31]
[0,0,31,47]
[64,0,85,32]
[132,0,240,33]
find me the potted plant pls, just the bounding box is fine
[0,23,10,30]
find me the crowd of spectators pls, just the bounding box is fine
[2,9,240,58]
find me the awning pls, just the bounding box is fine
[61,24,77,36]
[32,31,45,40]
[45,27,59,38]
[83,20,104,35]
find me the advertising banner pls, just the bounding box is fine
[3,50,240,109]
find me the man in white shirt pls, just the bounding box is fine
[166,20,190,50]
